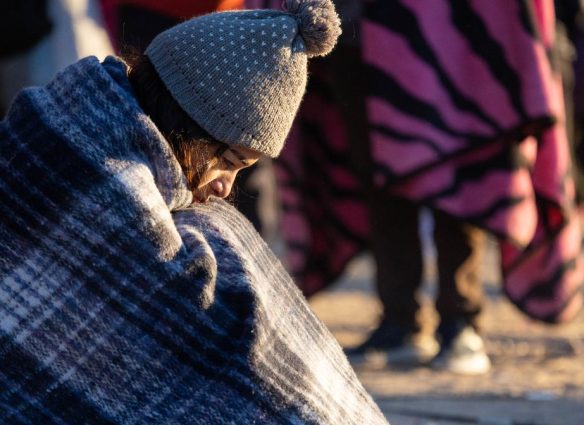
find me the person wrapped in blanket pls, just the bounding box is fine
[0,1,389,423]
[252,0,583,376]
[99,0,277,235]
[348,0,584,375]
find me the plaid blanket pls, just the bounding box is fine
[0,56,387,424]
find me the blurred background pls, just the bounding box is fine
[2,1,584,424]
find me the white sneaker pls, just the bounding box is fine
[357,333,440,368]
[385,333,440,365]
[431,326,491,375]
[345,322,439,367]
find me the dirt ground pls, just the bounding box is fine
[308,237,584,425]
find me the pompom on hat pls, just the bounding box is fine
[285,0,340,57]
[145,0,341,158]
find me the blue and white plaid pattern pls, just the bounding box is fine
[0,56,387,424]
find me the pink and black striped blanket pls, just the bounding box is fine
[250,0,584,322]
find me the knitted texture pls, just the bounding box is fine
[145,0,341,157]
[0,56,387,424]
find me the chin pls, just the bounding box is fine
[192,190,209,204]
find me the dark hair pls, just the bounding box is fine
[126,53,229,187]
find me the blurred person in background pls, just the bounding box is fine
[556,0,584,199]
[252,0,584,376]
[0,0,113,116]
[99,0,243,53]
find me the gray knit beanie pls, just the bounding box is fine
[145,0,341,158]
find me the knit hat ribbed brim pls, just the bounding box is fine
[145,0,341,158]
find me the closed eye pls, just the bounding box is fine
[230,149,255,167]
[222,156,236,169]
[220,147,260,170]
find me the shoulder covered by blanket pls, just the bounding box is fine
[0,56,387,424]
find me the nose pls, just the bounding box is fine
[210,173,236,198]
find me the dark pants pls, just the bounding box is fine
[369,194,485,333]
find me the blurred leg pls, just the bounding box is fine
[433,209,485,330]
[431,210,491,374]
[370,195,424,332]
[347,194,439,363]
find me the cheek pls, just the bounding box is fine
[196,168,221,189]
[227,169,240,181]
